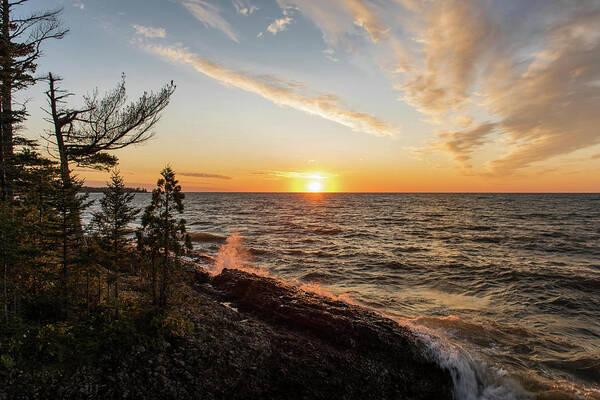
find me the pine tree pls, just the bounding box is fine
[0,140,62,321]
[137,167,191,309]
[49,175,89,316]
[92,169,139,304]
[0,0,67,200]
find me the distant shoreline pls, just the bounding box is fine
[81,186,148,193]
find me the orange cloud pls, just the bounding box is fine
[143,44,398,137]
[281,0,600,175]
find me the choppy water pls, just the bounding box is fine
[85,193,600,399]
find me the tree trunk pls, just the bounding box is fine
[0,0,14,201]
[86,267,89,313]
[61,189,68,316]
[152,255,157,306]
[48,73,71,186]
[3,254,7,323]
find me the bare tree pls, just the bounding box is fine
[44,73,176,187]
[0,0,67,200]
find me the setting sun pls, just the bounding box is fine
[307,180,323,192]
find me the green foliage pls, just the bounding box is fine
[0,7,192,393]
[91,169,139,253]
[0,2,67,201]
[0,354,15,370]
[89,169,140,314]
[74,152,118,171]
[0,309,178,378]
[150,311,194,338]
[0,142,65,322]
[137,166,191,309]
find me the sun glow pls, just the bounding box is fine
[307,180,323,192]
[279,171,335,192]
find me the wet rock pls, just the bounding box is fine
[210,268,454,400]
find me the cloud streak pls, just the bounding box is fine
[180,172,232,180]
[232,0,257,16]
[435,123,497,168]
[132,24,166,38]
[179,0,239,42]
[276,0,391,45]
[280,0,600,175]
[143,44,397,137]
[253,171,333,181]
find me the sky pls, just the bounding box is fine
[16,0,600,192]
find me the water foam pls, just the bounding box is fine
[207,233,549,400]
[404,320,530,400]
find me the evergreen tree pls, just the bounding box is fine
[0,140,62,321]
[92,169,139,304]
[137,167,191,309]
[0,0,67,200]
[48,175,89,316]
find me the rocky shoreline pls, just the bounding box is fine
[2,267,455,400]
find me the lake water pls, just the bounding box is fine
[85,193,600,400]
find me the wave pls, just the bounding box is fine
[394,246,427,253]
[188,232,227,242]
[311,227,343,235]
[465,225,496,232]
[301,271,334,282]
[410,326,529,400]
[405,315,600,400]
[470,236,504,244]
[248,247,270,256]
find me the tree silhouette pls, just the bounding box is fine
[0,0,67,200]
[92,169,139,305]
[44,73,175,188]
[137,167,191,309]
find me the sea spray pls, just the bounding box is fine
[404,319,530,400]
[210,231,268,276]
[210,232,357,303]
[208,233,531,400]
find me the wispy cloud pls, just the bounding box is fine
[179,0,239,43]
[142,44,397,137]
[434,123,497,169]
[323,48,339,62]
[276,0,392,46]
[233,0,258,16]
[267,17,293,35]
[132,24,166,38]
[254,171,333,181]
[412,1,600,174]
[280,0,600,175]
[179,172,232,180]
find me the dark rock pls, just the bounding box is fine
[210,268,454,400]
[2,268,455,400]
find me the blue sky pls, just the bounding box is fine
[15,0,600,191]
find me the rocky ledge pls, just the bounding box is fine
[2,267,455,400]
[189,267,454,400]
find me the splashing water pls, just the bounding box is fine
[210,231,268,277]
[210,232,530,400]
[403,320,530,400]
[211,232,356,303]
